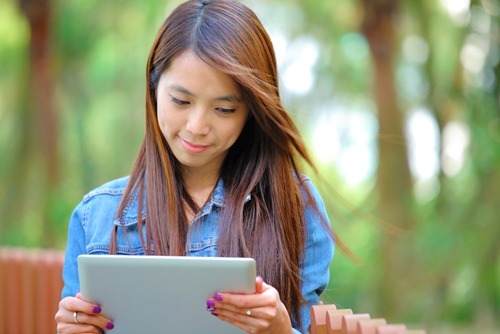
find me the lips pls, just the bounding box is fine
[180,138,210,153]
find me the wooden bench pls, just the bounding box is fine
[310,304,427,334]
[0,247,64,334]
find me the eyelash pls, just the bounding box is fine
[170,96,189,106]
[216,107,236,114]
[170,96,236,114]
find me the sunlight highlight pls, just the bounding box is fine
[406,108,440,181]
[460,34,490,74]
[312,103,377,187]
[442,121,470,177]
[281,36,320,95]
[439,0,471,26]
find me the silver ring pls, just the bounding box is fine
[73,311,80,324]
[246,309,252,316]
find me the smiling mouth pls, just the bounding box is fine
[180,139,210,153]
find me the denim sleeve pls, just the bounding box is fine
[294,178,335,334]
[61,200,87,298]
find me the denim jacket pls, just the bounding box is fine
[62,175,334,333]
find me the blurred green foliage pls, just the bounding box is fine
[0,0,498,332]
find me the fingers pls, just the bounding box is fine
[211,290,277,314]
[216,308,270,334]
[66,294,102,315]
[207,297,271,334]
[55,295,115,333]
[206,279,281,331]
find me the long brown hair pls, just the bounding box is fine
[111,0,330,329]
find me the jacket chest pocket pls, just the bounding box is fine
[86,220,146,255]
[186,236,218,257]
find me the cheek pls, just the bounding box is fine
[156,108,172,137]
[224,120,247,145]
[157,104,172,124]
[156,108,165,128]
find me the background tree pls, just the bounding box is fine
[361,0,418,318]
[0,0,498,332]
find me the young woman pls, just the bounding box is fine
[55,0,334,333]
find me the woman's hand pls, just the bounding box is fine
[55,292,115,333]
[206,277,293,334]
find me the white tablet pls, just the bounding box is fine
[77,254,256,334]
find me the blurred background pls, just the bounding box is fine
[0,0,498,333]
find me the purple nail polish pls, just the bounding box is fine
[206,299,216,312]
[106,322,115,330]
[214,293,223,301]
[92,306,102,313]
[211,312,219,317]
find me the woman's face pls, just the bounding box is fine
[156,51,249,175]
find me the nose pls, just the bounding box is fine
[185,108,210,135]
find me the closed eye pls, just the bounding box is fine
[216,107,236,114]
[170,95,190,106]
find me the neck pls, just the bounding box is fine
[183,167,219,192]
[182,165,220,209]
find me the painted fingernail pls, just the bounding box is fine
[106,322,115,330]
[206,300,216,312]
[92,306,102,313]
[214,293,223,301]
[211,312,219,317]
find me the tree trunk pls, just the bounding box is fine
[19,0,58,246]
[361,0,416,318]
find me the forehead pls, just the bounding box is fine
[158,51,241,98]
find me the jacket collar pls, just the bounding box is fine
[115,178,251,226]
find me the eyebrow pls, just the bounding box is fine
[169,85,242,103]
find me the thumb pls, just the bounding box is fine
[255,276,265,294]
